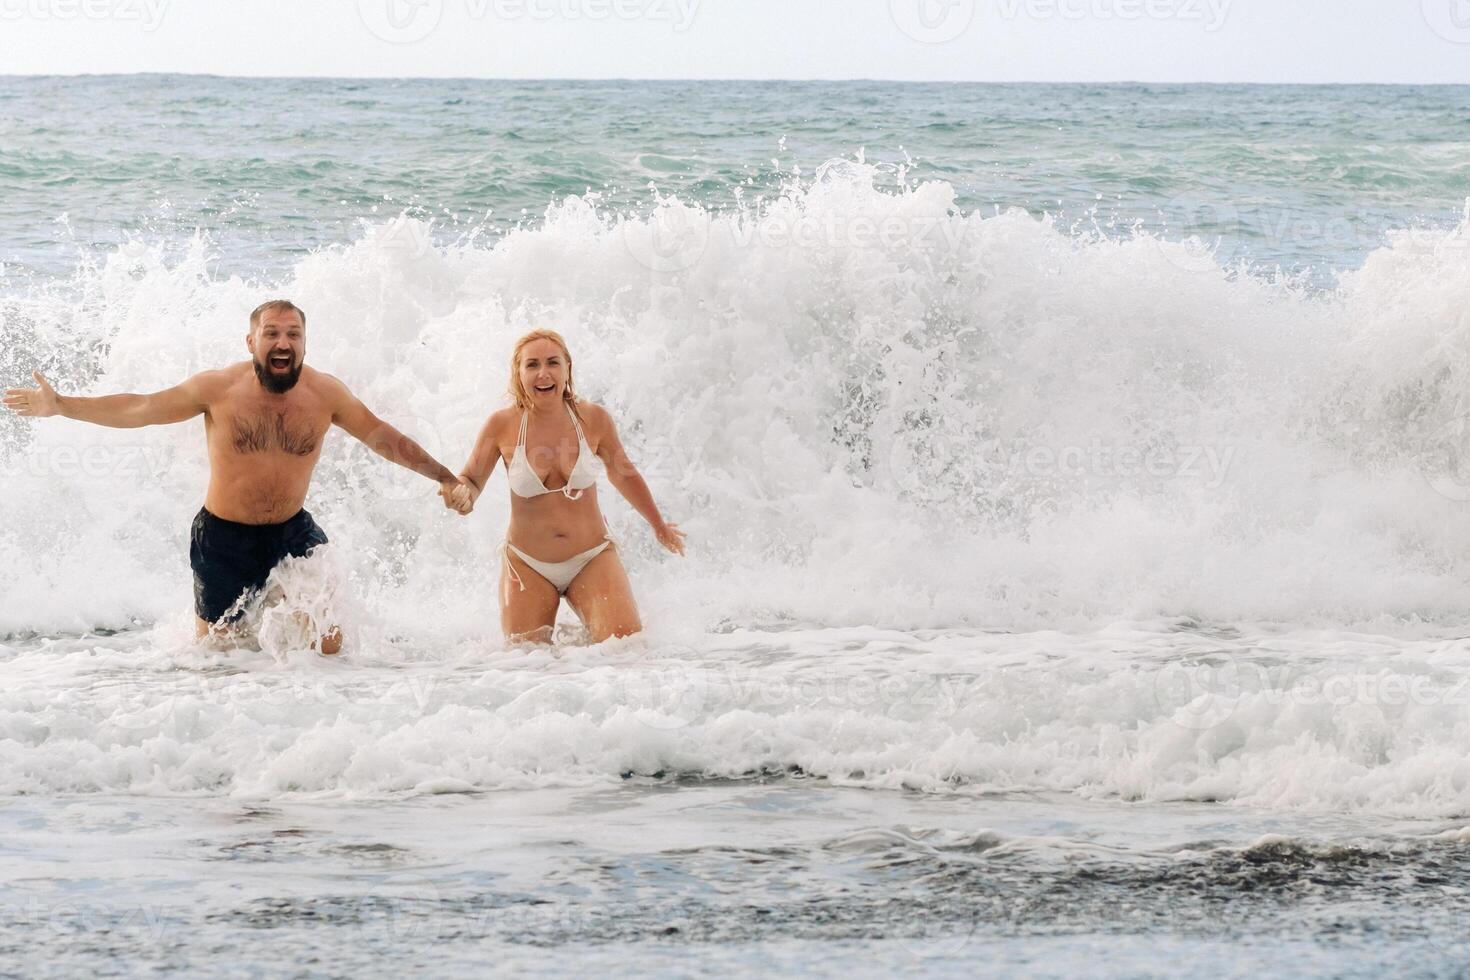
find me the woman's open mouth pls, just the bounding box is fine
[534,383,555,393]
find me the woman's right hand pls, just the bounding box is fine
[654,521,686,556]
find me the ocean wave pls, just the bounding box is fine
[3,167,1470,634]
[4,622,1470,815]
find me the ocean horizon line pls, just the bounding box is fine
[3,72,1470,87]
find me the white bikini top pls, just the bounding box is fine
[507,403,600,500]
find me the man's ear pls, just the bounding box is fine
[246,332,256,354]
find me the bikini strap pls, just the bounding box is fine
[517,410,530,449]
[499,542,527,592]
[565,401,587,444]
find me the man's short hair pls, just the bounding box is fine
[250,300,306,332]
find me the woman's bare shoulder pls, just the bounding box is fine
[575,400,612,425]
[483,406,518,432]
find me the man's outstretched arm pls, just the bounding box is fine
[327,376,460,494]
[3,371,209,428]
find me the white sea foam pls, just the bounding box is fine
[4,169,1470,810]
[4,167,1470,636]
[0,622,1469,815]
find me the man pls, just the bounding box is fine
[2,300,462,654]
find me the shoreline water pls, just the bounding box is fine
[3,785,1467,976]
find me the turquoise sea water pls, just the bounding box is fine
[2,77,1468,280]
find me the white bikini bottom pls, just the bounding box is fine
[503,539,612,595]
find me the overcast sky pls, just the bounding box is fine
[1,0,1468,83]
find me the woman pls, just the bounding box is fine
[447,329,685,642]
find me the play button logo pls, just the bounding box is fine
[890,0,975,43]
[1422,0,1470,42]
[358,0,444,44]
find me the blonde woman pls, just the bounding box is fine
[447,330,685,642]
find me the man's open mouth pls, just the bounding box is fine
[269,353,293,370]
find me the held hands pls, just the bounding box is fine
[3,372,59,418]
[449,482,475,514]
[654,521,686,556]
[438,477,476,516]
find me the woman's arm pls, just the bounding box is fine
[590,404,685,555]
[448,412,505,514]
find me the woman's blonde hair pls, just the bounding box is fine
[509,329,581,416]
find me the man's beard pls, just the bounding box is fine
[254,356,302,394]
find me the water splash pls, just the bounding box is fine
[3,167,1470,636]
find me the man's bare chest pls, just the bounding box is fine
[218,404,329,458]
